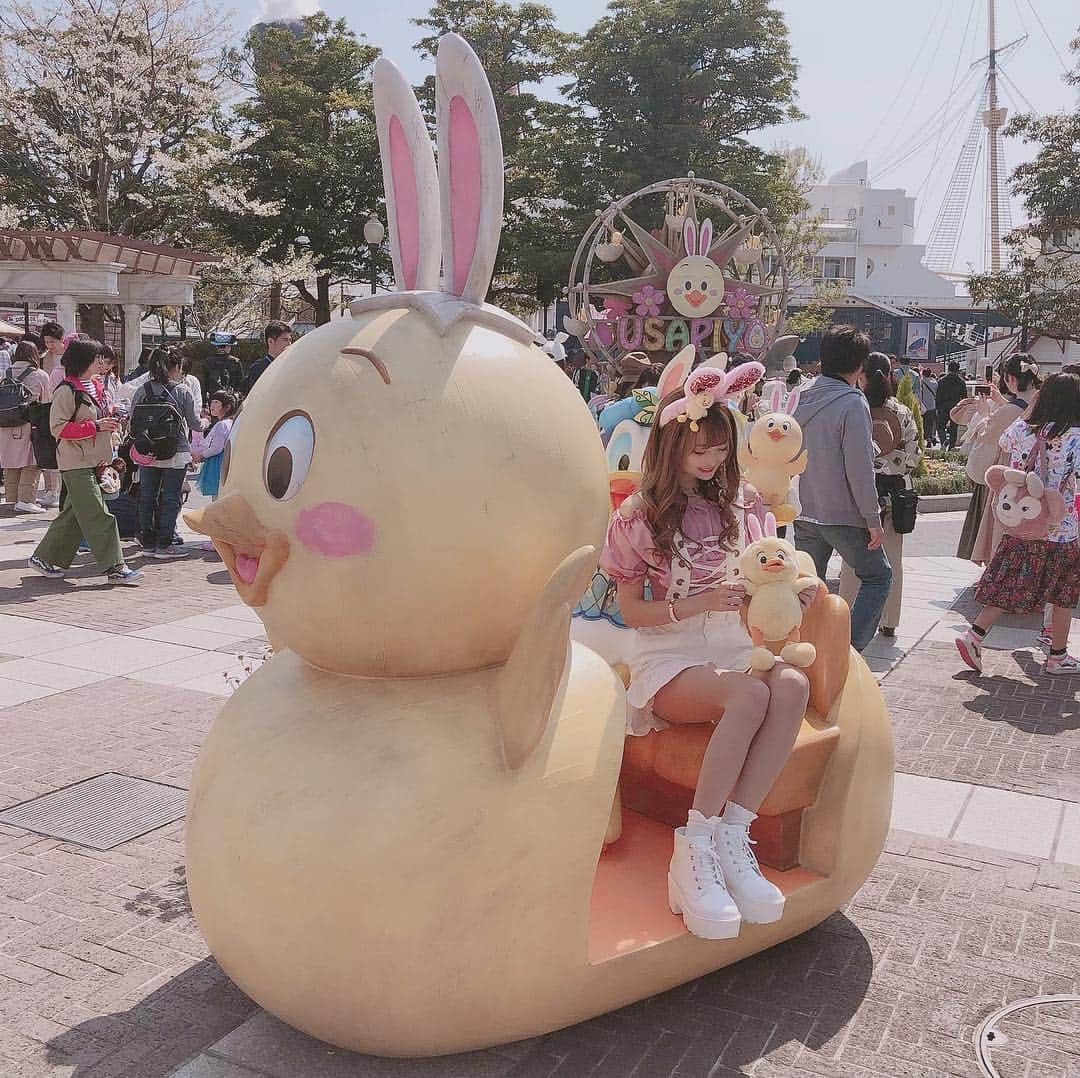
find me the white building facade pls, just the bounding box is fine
[799,161,960,307]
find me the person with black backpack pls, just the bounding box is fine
[0,341,50,512]
[129,348,205,559]
[28,339,140,583]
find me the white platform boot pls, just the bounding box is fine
[712,805,785,924]
[668,811,741,940]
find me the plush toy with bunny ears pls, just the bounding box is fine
[738,513,819,671]
[739,381,807,525]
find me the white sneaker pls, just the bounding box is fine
[668,824,741,940]
[14,501,45,514]
[39,493,59,508]
[955,628,983,673]
[712,820,786,924]
[1044,652,1080,677]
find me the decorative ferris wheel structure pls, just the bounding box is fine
[566,173,790,372]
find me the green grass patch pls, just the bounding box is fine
[914,452,973,496]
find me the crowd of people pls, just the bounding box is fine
[0,319,294,585]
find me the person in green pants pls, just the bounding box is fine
[29,339,141,583]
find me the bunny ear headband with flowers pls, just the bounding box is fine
[658,356,766,432]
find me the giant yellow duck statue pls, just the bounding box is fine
[183,33,894,1059]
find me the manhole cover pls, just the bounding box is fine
[0,772,187,850]
[975,995,1080,1076]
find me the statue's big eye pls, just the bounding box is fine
[701,281,708,290]
[263,411,315,501]
[758,554,768,565]
[685,280,692,291]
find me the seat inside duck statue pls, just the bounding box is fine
[592,587,856,961]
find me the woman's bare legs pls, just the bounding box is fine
[974,605,1004,634]
[728,664,809,811]
[1050,604,1072,652]
[653,667,770,817]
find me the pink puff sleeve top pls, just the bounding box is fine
[600,495,743,598]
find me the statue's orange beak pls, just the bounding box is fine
[763,558,787,572]
[768,429,786,441]
[184,493,290,607]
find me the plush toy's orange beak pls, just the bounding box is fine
[768,429,786,441]
[609,472,641,511]
[763,558,787,572]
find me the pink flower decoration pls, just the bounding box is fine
[724,286,758,320]
[632,284,666,317]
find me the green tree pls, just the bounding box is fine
[896,372,927,477]
[567,0,803,208]
[968,28,1080,343]
[413,0,581,312]
[218,14,386,325]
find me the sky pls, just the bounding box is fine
[227,0,1080,273]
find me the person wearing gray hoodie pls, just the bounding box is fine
[792,325,892,651]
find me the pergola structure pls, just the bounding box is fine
[0,230,220,371]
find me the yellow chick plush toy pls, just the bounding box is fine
[739,381,807,524]
[738,512,819,671]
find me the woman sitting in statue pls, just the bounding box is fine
[600,369,814,941]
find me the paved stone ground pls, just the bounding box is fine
[172,833,1080,1078]
[883,632,1080,803]
[0,504,1078,1077]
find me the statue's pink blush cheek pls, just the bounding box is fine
[295,502,375,557]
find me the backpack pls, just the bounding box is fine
[869,406,903,459]
[130,382,183,460]
[28,383,98,469]
[0,366,34,427]
[986,427,1069,541]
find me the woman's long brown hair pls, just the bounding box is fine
[640,389,741,560]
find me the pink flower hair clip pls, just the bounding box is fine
[658,356,766,431]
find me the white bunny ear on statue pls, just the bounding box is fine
[683,218,697,258]
[699,218,713,256]
[372,57,441,292]
[657,345,695,400]
[766,381,785,414]
[784,387,801,413]
[436,33,504,304]
[746,514,763,543]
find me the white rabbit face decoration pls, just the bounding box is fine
[188,34,609,679]
[667,218,726,319]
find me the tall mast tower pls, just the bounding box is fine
[983,0,1009,272]
[923,0,1018,273]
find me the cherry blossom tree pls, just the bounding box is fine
[0,0,236,237]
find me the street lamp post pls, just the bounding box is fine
[363,216,385,296]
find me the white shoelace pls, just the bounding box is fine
[718,826,762,878]
[689,843,726,891]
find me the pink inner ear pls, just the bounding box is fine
[699,219,713,255]
[683,219,697,257]
[448,95,481,297]
[389,116,420,290]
